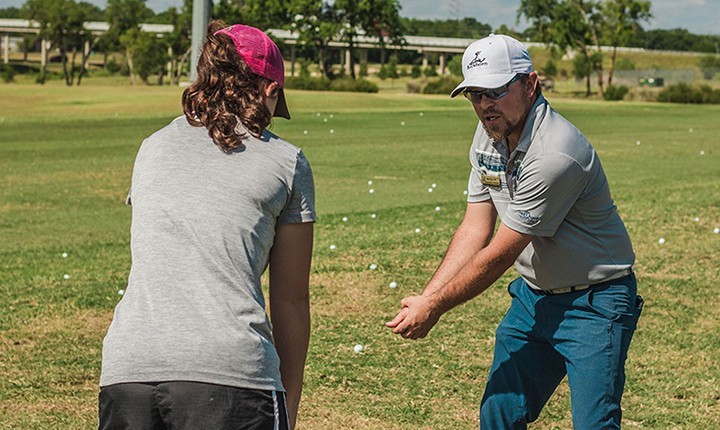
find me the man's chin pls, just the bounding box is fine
[482,124,509,141]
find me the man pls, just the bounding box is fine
[387,34,642,429]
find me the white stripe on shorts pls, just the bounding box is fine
[272,391,280,430]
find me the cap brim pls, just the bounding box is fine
[274,89,290,119]
[450,73,517,98]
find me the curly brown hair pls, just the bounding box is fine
[182,20,273,153]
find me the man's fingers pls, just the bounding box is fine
[385,307,408,328]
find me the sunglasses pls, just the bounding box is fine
[463,74,523,103]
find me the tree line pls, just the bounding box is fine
[2,0,718,91]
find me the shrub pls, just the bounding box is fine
[625,87,660,103]
[603,85,630,101]
[105,58,122,75]
[422,76,461,95]
[542,58,558,78]
[657,82,720,104]
[1,64,16,83]
[410,64,421,78]
[285,76,378,93]
[448,55,462,76]
[406,80,422,94]
[359,61,368,78]
[285,76,331,91]
[423,66,438,77]
[614,58,636,71]
[328,77,378,93]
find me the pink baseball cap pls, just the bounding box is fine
[214,24,290,119]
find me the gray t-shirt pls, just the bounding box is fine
[468,95,634,290]
[100,116,315,391]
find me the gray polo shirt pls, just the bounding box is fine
[100,116,315,391]
[467,95,634,290]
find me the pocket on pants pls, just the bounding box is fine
[587,284,637,322]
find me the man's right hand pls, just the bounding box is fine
[386,295,441,340]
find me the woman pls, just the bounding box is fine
[99,21,315,430]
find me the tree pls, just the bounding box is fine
[699,55,720,80]
[213,0,288,29]
[356,0,404,66]
[21,0,91,85]
[289,1,339,78]
[128,30,169,84]
[104,0,153,84]
[600,0,651,87]
[325,0,405,79]
[157,0,193,84]
[519,0,603,96]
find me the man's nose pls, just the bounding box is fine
[478,94,495,110]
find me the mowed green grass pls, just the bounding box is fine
[1,82,719,429]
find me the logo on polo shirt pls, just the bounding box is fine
[467,51,488,70]
[516,210,541,226]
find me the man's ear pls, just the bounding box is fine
[527,72,539,97]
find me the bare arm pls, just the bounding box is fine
[269,222,313,429]
[423,201,498,297]
[387,222,533,339]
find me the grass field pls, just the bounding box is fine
[1,81,719,429]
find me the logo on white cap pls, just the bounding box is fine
[467,51,488,70]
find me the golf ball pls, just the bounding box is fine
[714,227,719,234]
[428,188,433,193]
[323,118,328,122]
[693,217,700,222]
[62,252,68,258]
[329,129,334,134]
[303,130,308,135]
[329,244,337,250]
[431,183,437,188]
[389,281,398,288]
[370,213,377,219]
[415,228,421,233]
[369,189,375,194]
[401,121,405,126]
[118,289,125,296]
[369,263,378,270]
[700,150,705,156]
[636,140,641,145]
[435,206,441,212]
[368,180,373,185]
[354,344,364,353]
[658,237,666,245]
[63,274,70,280]
[463,190,468,195]
[342,217,348,222]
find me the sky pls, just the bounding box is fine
[1,0,718,36]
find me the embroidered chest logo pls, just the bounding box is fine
[467,51,488,70]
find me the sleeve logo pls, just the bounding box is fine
[516,210,541,226]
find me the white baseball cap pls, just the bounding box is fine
[450,34,533,98]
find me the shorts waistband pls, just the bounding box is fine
[538,269,633,295]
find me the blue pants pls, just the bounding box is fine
[480,274,642,429]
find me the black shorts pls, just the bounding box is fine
[98,381,289,430]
